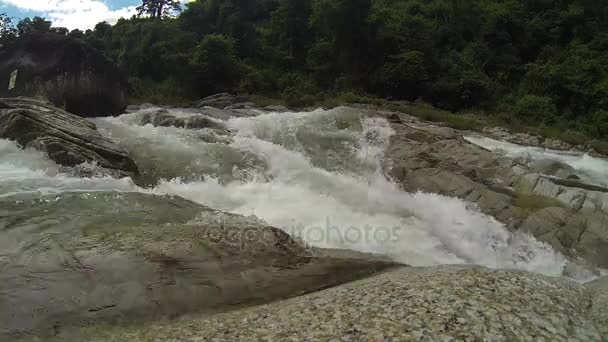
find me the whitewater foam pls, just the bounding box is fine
[2,107,600,280]
[0,139,137,198]
[465,136,608,187]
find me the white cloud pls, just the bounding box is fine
[0,0,138,30]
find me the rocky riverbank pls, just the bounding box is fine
[1,93,607,341]
[383,110,608,269]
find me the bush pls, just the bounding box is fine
[591,111,608,138]
[279,73,320,107]
[239,64,277,95]
[191,34,240,95]
[128,77,188,105]
[513,95,557,122]
[559,130,589,146]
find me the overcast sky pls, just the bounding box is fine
[0,0,192,30]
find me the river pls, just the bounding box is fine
[1,106,601,280]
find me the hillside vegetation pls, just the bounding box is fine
[1,0,608,141]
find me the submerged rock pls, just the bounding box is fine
[41,266,606,341]
[0,97,138,178]
[0,192,395,340]
[0,31,127,117]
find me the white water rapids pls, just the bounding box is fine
[465,136,608,188]
[0,107,600,280]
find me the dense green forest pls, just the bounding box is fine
[1,0,608,139]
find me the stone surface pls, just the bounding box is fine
[0,97,138,178]
[0,31,127,117]
[194,93,249,110]
[0,192,395,340]
[40,266,605,342]
[384,110,608,267]
[140,109,227,130]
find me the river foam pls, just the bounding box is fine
[1,107,599,280]
[465,136,608,187]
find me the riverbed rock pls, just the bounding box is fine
[194,93,249,110]
[0,192,396,340]
[0,31,127,117]
[0,97,138,178]
[384,109,608,267]
[41,266,606,342]
[140,109,226,130]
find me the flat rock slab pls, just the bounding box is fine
[0,192,395,340]
[41,266,606,342]
[0,97,138,178]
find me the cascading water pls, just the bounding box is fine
[465,136,608,187]
[0,107,600,281]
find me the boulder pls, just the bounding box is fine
[140,109,226,130]
[264,105,290,112]
[45,266,606,341]
[0,97,138,178]
[0,192,395,339]
[0,31,127,117]
[194,93,249,110]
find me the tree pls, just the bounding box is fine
[191,34,240,95]
[17,17,51,34]
[69,29,85,39]
[0,13,16,46]
[50,27,69,35]
[137,0,182,19]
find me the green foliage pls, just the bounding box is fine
[17,17,51,34]
[18,0,608,147]
[191,34,240,95]
[128,77,189,105]
[513,95,557,122]
[279,73,319,107]
[137,0,182,19]
[0,13,16,46]
[591,111,608,138]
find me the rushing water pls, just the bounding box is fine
[0,107,600,280]
[465,136,608,188]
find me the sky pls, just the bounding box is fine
[0,0,191,30]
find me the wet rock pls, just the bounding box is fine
[0,31,127,117]
[543,138,573,151]
[0,97,138,178]
[46,266,606,342]
[484,127,543,146]
[224,101,257,110]
[264,105,289,112]
[140,109,226,131]
[386,113,608,267]
[195,93,249,110]
[126,103,156,112]
[0,192,396,340]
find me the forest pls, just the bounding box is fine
[1,0,608,140]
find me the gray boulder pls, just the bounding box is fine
[194,93,250,109]
[140,109,226,130]
[0,97,138,178]
[44,266,606,341]
[0,31,127,117]
[0,192,395,340]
